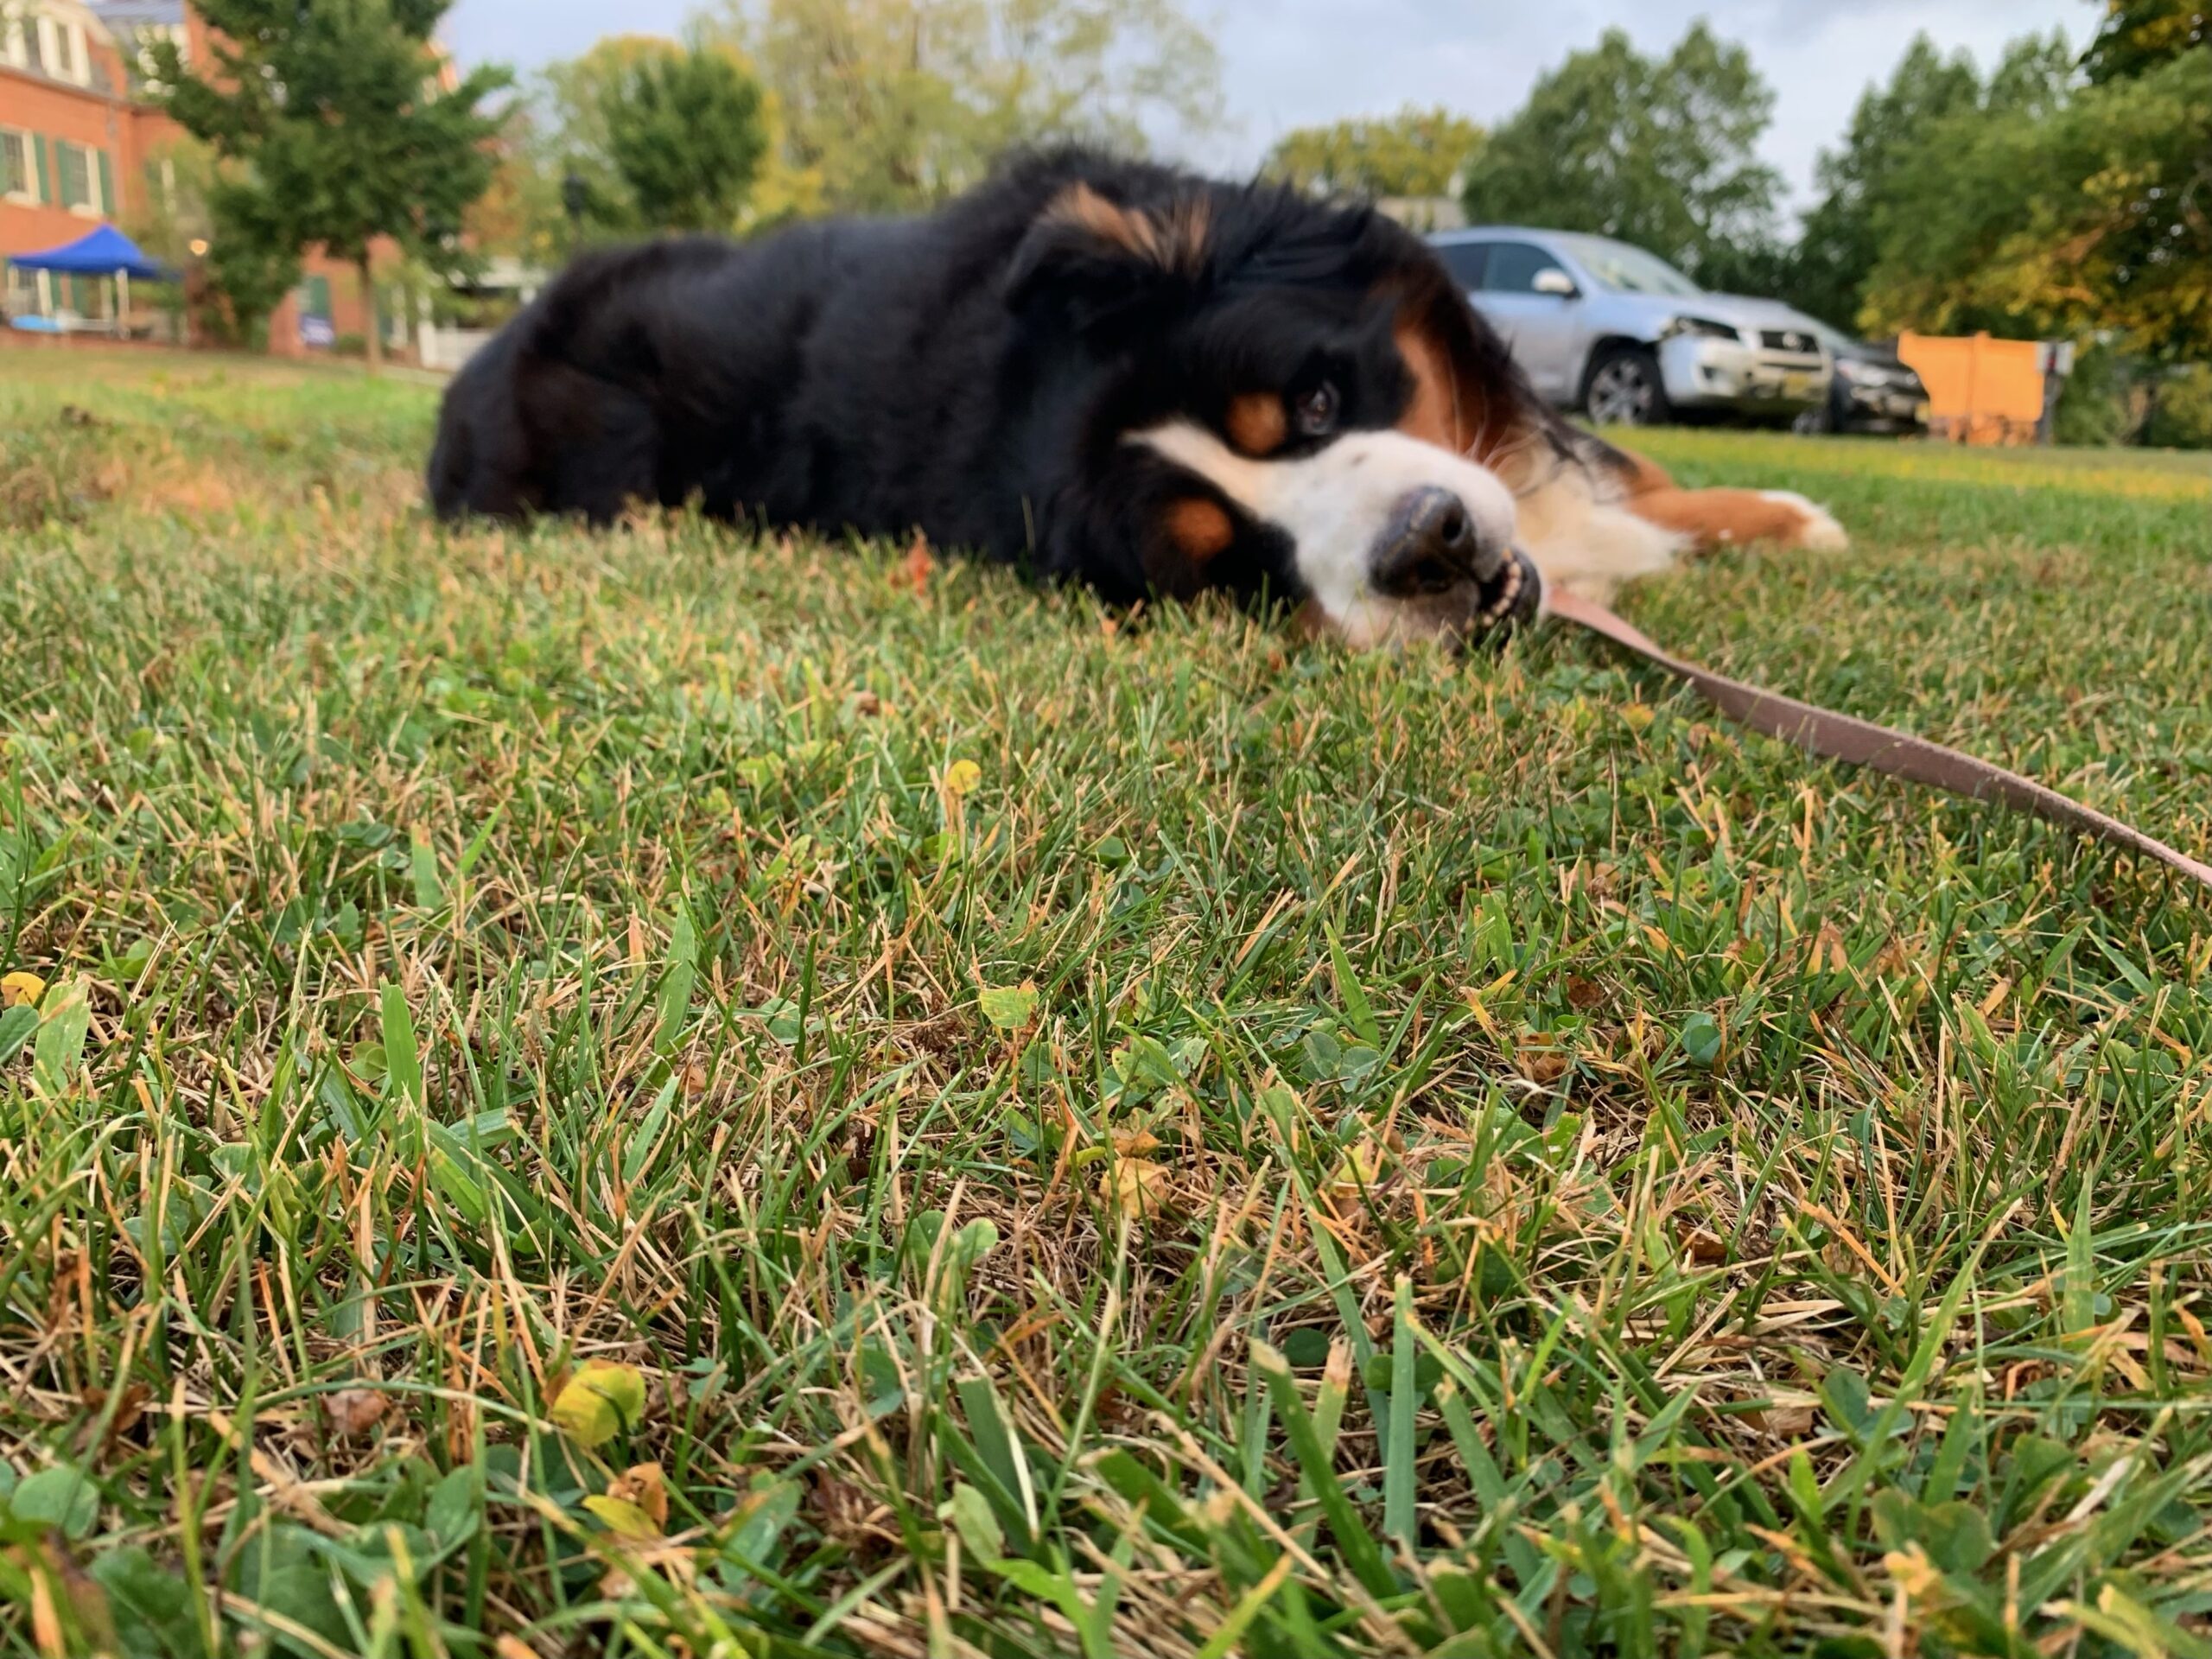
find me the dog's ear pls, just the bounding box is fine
[1007,183,1211,337]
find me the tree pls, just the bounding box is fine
[513,35,820,250]
[1793,35,2072,330]
[152,0,510,371]
[463,123,572,272]
[204,179,308,347]
[528,35,687,243]
[2081,0,2208,83]
[1266,109,1484,204]
[601,47,770,232]
[1461,24,1782,282]
[703,0,1224,213]
[1860,47,2211,361]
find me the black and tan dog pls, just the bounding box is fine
[429,149,1845,645]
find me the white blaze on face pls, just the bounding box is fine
[1129,422,1520,647]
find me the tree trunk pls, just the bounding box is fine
[359,251,382,374]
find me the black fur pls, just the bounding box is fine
[429,149,1545,610]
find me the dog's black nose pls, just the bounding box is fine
[1372,486,1506,597]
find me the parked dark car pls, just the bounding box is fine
[1797,324,1931,435]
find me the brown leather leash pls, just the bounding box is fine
[1543,588,2212,897]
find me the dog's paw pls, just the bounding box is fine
[1758,490,1849,551]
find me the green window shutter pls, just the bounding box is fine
[33,135,51,205]
[97,149,113,217]
[306,275,332,317]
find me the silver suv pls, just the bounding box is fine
[1428,227,1832,426]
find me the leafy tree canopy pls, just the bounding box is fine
[2081,0,2208,83]
[700,0,1224,213]
[1861,46,2211,359]
[1794,32,2074,330]
[1462,23,1783,283]
[600,45,771,232]
[154,0,510,366]
[1266,108,1484,203]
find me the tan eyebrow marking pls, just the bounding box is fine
[1227,392,1288,457]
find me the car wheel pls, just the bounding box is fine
[1583,346,1670,428]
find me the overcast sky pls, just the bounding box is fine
[442,0,2092,213]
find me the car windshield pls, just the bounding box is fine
[1553,234,1705,298]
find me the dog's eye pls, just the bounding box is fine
[1294,382,1340,437]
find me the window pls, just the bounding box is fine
[1435,243,1488,290]
[55,139,93,211]
[117,19,186,92]
[149,154,177,216]
[0,130,29,201]
[1551,234,1705,298]
[1481,242,1573,295]
[23,14,46,75]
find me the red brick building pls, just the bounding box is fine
[2,0,187,322]
[2,0,404,353]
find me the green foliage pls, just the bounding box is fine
[2054,341,2137,446]
[600,45,770,232]
[1800,21,2207,366]
[1860,47,2212,360]
[151,0,511,364]
[704,0,1224,213]
[1462,23,1782,283]
[1792,35,2015,331]
[464,118,575,270]
[120,137,217,338]
[1690,237,1800,304]
[2082,0,2209,83]
[201,175,302,347]
[2145,363,2212,448]
[512,35,818,250]
[1265,108,1484,203]
[524,35,691,245]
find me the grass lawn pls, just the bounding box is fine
[3,346,2211,1659]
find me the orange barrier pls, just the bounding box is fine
[1896,332,2048,445]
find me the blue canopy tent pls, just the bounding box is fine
[8,225,175,335]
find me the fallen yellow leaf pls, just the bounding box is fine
[1324,1135,1393,1204]
[2,971,47,1008]
[550,1360,647,1448]
[1101,1157,1172,1220]
[583,1494,662,1540]
[944,759,983,798]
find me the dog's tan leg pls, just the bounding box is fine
[1607,444,1848,553]
[1626,486,1848,552]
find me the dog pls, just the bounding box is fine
[429,149,1846,646]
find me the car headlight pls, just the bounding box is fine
[1662,315,1742,343]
